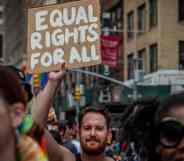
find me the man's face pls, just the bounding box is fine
[0,99,14,148]
[79,112,109,155]
[157,106,184,161]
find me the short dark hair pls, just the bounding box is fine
[78,106,111,129]
[0,65,26,107]
[8,65,33,102]
[155,92,184,124]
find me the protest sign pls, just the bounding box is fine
[27,0,101,73]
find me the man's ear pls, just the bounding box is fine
[10,103,25,128]
[107,129,112,142]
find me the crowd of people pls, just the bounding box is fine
[1,63,184,161]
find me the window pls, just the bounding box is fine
[179,41,184,69]
[149,44,158,73]
[149,0,158,27]
[178,0,184,21]
[127,54,134,79]
[138,4,146,34]
[138,49,145,70]
[102,13,111,26]
[127,11,134,39]
[112,12,116,23]
[44,0,56,5]
[117,8,122,20]
[0,34,3,58]
[0,6,4,24]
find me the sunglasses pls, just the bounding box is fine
[156,120,184,148]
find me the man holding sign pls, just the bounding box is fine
[27,0,101,73]
[28,1,115,161]
[33,67,114,161]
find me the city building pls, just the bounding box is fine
[101,0,124,80]
[123,0,184,80]
[1,0,60,66]
[0,0,5,63]
[0,0,25,66]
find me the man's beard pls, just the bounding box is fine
[81,138,106,156]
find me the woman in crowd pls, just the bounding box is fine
[154,92,184,161]
[0,64,47,161]
[0,64,75,161]
[122,93,184,161]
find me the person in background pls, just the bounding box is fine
[71,132,81,158]
[59,121,67,144]
[122,98,159,161]
[154,92,184,161]
[122,93,184,161]
[2,64,75,161]
[62,122,78,156]
[0,65,47,161]
[113,141,121,161]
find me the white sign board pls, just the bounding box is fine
[27,0,101,73]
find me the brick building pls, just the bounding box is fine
[123,0,184,80]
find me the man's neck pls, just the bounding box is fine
[81,152,107,161]
[0,139,16,161]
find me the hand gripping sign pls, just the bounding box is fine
[27,0,101,73]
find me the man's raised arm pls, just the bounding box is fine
[32,63,66,127]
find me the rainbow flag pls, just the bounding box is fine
[26,73,48,89]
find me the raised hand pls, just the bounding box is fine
[48,62,66,83]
